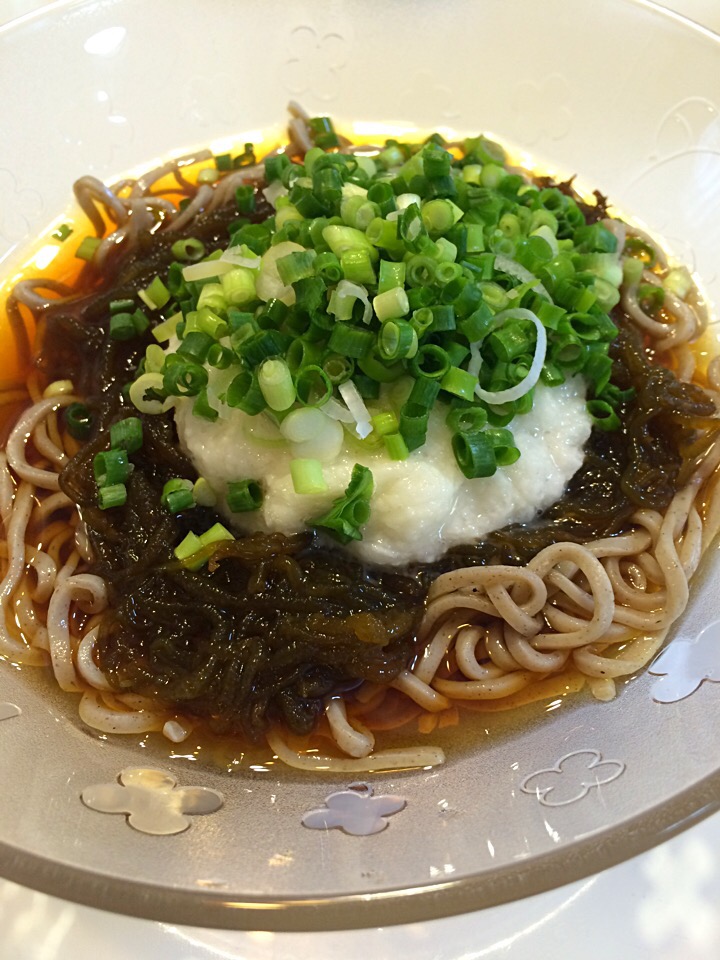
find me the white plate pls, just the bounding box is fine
[1,0,720,935]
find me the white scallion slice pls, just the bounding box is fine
[338,380,373,439]
[182,260,235,282]
[281,408,345,461]
[333,280,372,325]
[323,397,355,423]
[494,255,550,300]
[219,247,262,270]
[262,181,288,208]
[473,308,547,405]
[255,241,305,305]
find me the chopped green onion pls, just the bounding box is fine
[405,254,437,288]
[309,463,373,543]
[378,320,418,361]
[323,354,355,385]
[109,313,137,341]
[170,238,206,262]
[227,479,263,512]
[370,411,399,437]
[422,198,461,236]
[110,417,143,454]
[308,116,340,149]
[75,236,101,261]
[110,299,135,315]
[237,329,289,366]
[314,251,343,283]
[198,168,220,184]
[383,432,409,460]
[233,142,257,168]
[131,309,149,335]
[94,449,133,487]
[152,311,182,343]
[174,531,203,568]
[373,287,410,323]
[163,360,208,398]
[295,364,333,407]
[161,478,194,512]
[664,267,693,300]
[328,322,374,359]
[177,330,215,362]
[193,478,217,507]
[98,483,127,510]
[276,249,317,285]
[410,344,450,380]
[226,368,266,414]
[193,387,219,422]
[196,307,228,340]
[452,431,497,478]
[399,401,431,452]
[65,403,93,440]
[129,372,168,414]
[196,281,227,315]
[587,399,621,431]
[340,248,376,285]
[264,154,291,182]
[486,428,520,466]
[235,184,256,214]
[199,523,234,549]
[440,366,478,400]
[377,260,406,295]
[139,276,171,310]
[258,357,296,411]
[365,217,405,255]
[323,225,378,262]
[446,405,488,434]
[220,266,257,306]
[638,282,665,314]
[52,223,73,242]
[290,458,327,494]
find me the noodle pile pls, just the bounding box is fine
[1,108,719,772]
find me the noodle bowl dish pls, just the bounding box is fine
[2,0,720,933]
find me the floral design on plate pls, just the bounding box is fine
[283,24,349,101]
[302,781,406,835]
[0,702,21,722]
[81,767,224,836]
[511,73,572,145]
[655,96,720,161]
[521,749,625,807]
[649,625,720,703]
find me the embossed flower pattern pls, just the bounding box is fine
[284,25,349,102]
[649,626,720,703]
[511,74,572,145]
[0,702,21,723]
[521,750,624,806]
[81,767,224,835]
[397,71,460,124]
[655,96,720,160]
[302,782,406,835]
[53,89,132,173]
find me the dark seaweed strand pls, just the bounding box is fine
[28,167,717,743]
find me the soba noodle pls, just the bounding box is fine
[1,110,718,772]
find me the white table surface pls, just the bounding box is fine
[2,1,720,958]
